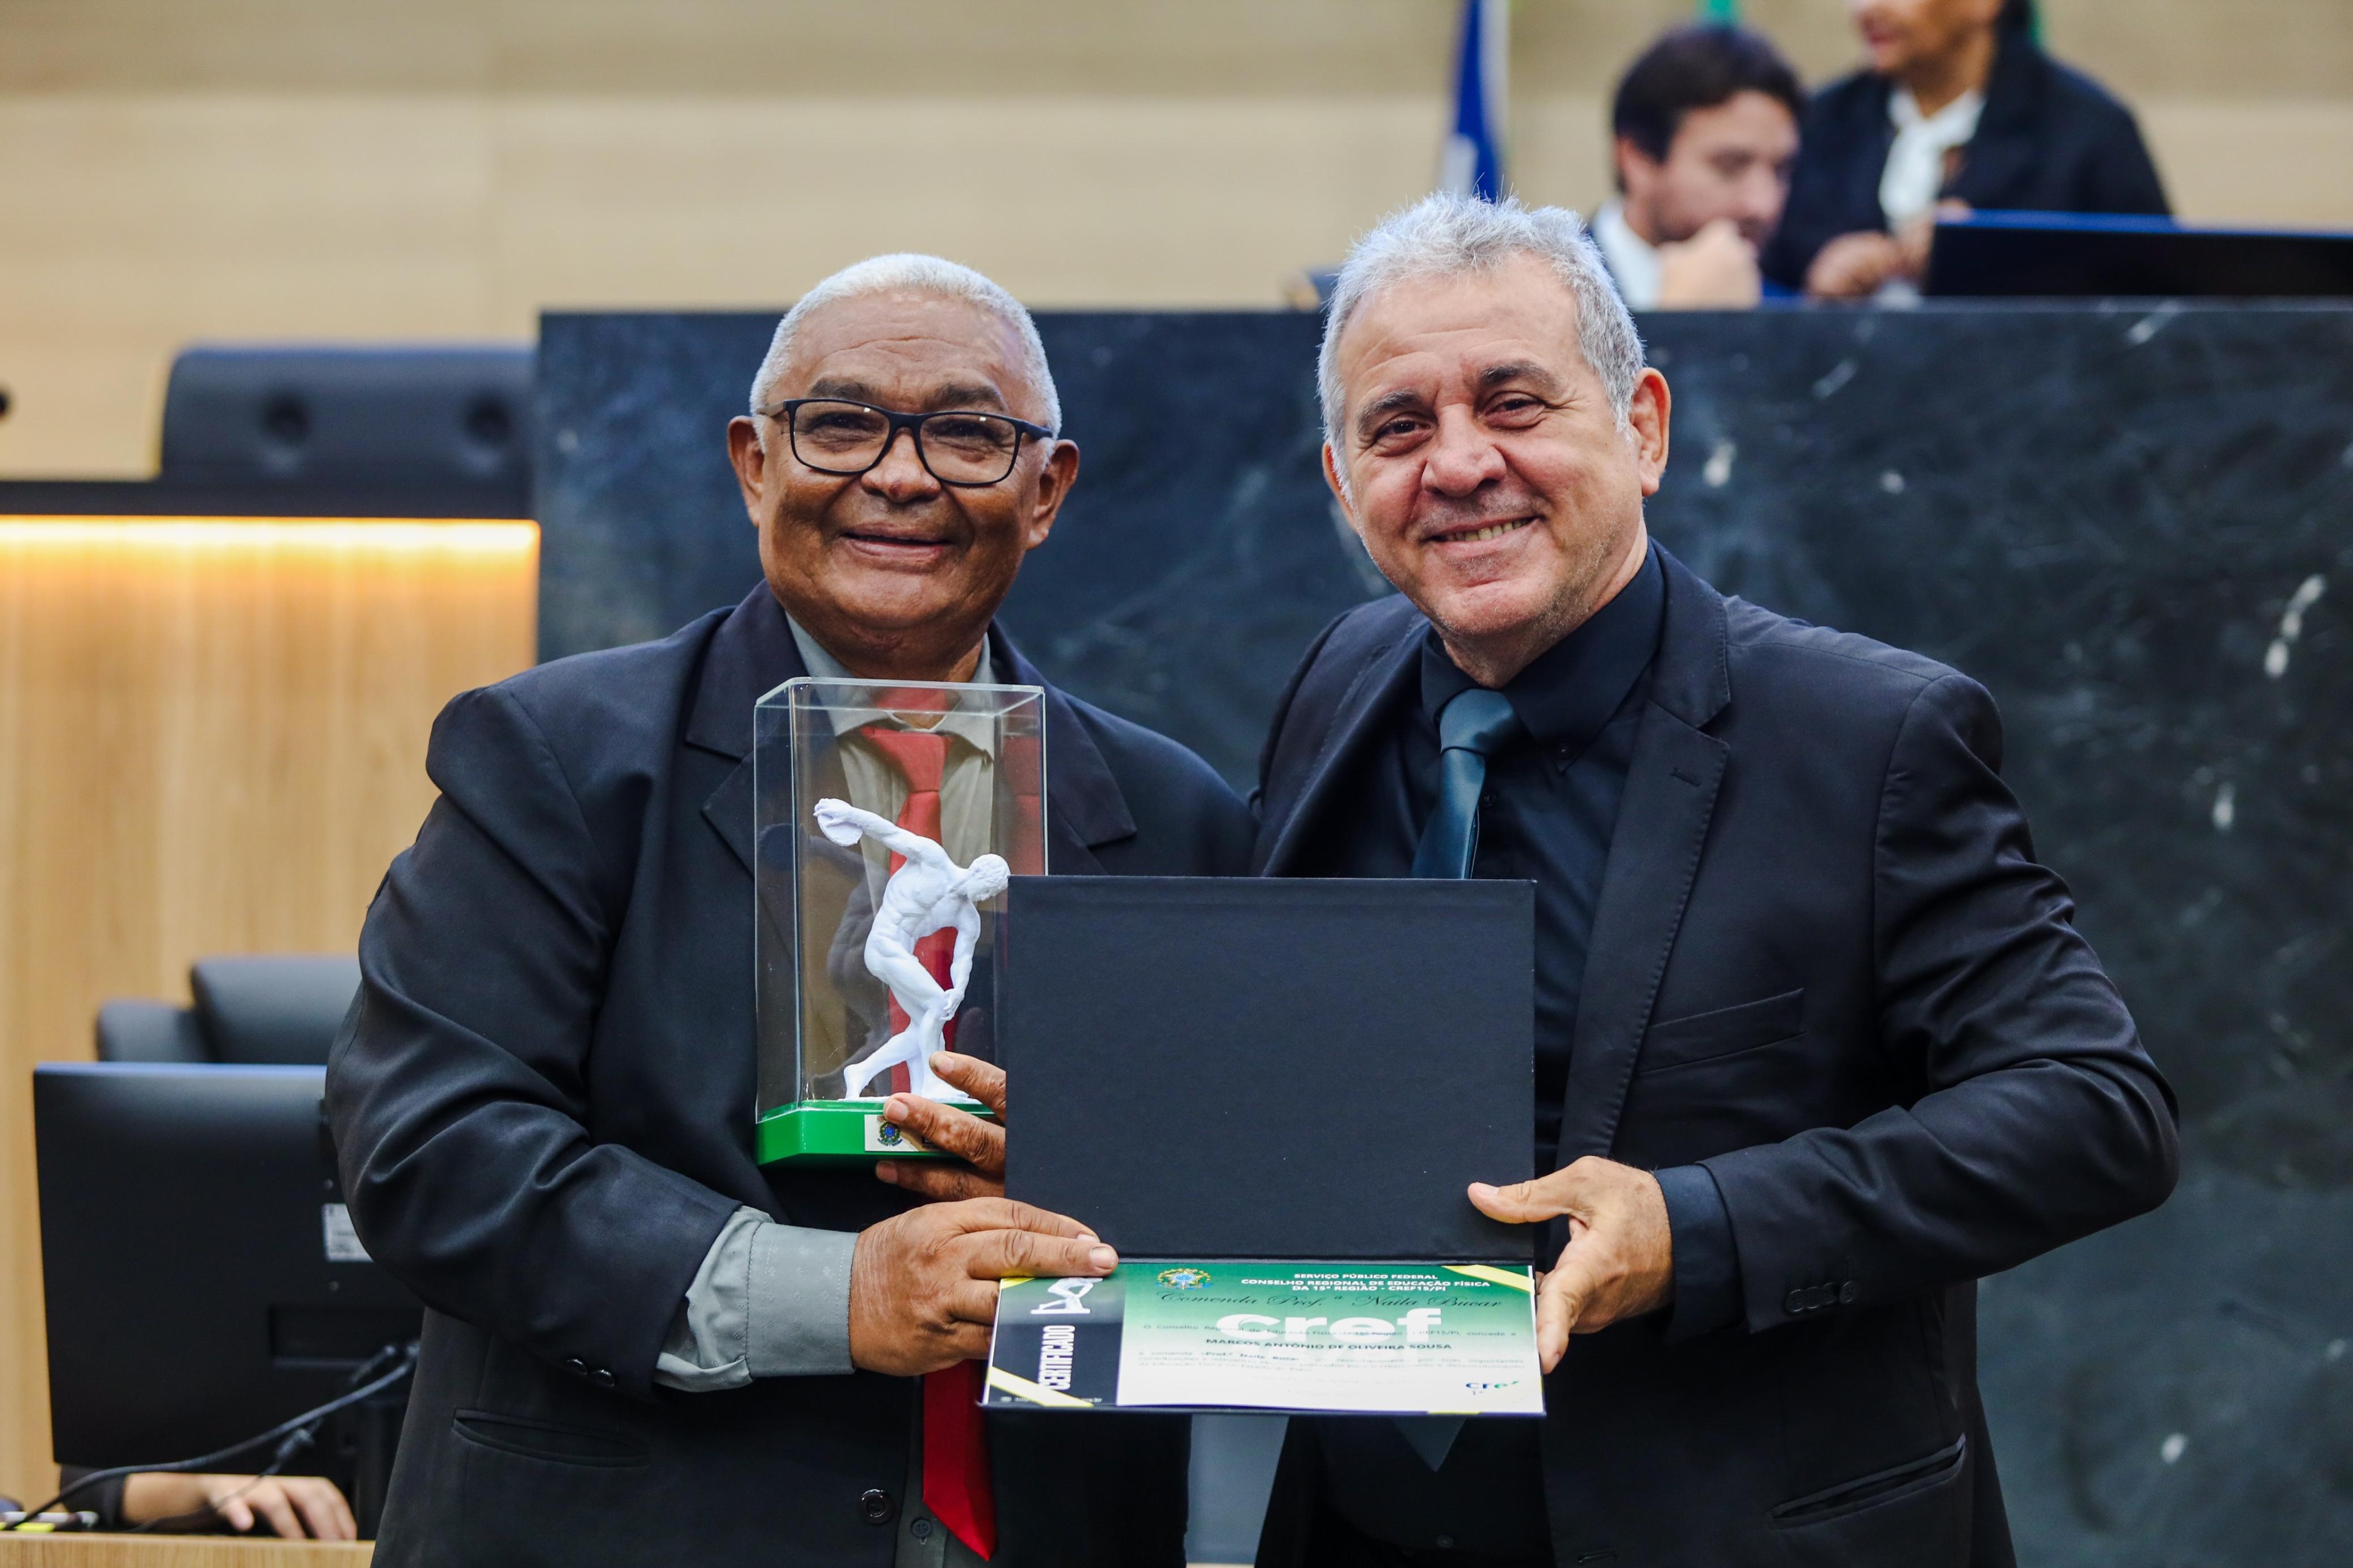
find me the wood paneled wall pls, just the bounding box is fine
[1,0,2349,478]
[0,519,537,1508]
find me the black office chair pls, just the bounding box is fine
[95,955,361,1066]
[157,344,533,516]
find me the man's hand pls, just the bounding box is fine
[1805,230,1909,299]
[120,1473,357,1539]
[1655,218,1763,309]
[1469,1156,1675,1372]
[876,1051,1006,1200]
[848,1196,1115,1377]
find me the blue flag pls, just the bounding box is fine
[1440,0,1508,201]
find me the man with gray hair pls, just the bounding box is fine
[329,253,1248,1566]
[1251,193,2174,1564]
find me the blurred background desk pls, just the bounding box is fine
[0,1539,368,1567]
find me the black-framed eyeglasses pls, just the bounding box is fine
[755,397,1055,487]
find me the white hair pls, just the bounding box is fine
[1316,193,1646,464]
[748,253,1062,434]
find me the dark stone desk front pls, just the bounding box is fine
[537,303,2353,1566]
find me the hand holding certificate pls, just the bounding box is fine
[1469,1156,1677,1371]
[986,1262,1543,1416]
[990,877,1546,1416]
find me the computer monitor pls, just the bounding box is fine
[33,1064,422,1493]
[1925,210,2353,298]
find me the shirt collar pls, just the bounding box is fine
[1889,85,1986,140]
[1418,540,1664,758]
[1589,200,1661,312]
[783,612,1012,757]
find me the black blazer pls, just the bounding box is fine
[1249,550,2177,1566]
[1761,26,2169,289]
[326,585,1252,1568]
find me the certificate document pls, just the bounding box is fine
[984,1259,1544,1416]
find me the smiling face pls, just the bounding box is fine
[1324,252,1670,685]
[727,289,1078,682]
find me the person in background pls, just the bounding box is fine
[7,1472,354,1538]
[1590,24,1805,310]
[1763,0,2168,298]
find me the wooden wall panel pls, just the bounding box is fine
[0,519,537,1510]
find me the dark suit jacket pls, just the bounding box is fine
[1249,550,2177,1567]
[326,585,1253,1568]
[1760,26,2169,289]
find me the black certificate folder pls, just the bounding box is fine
[1000,877,1535,1263]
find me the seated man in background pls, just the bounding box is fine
[1588,23,1804,311]
[328,254,1251,1567]
[1763,0,2168,298]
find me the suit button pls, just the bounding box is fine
[1784,1289,1807,1315]
[859,1489,896,1526]
[1839,1281,1858,1305]
[589,1368,615,1390]
[564,1357,588,1377]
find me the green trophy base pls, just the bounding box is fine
[757,1100,996,1166]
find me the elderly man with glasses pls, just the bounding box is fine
[327,255,1250,1568]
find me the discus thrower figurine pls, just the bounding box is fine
[813,796,1009,1102]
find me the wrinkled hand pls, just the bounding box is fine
[848,1197,1116,1376]
[1805,230,1909,299]
[1655,217,1763,309]
[876,1050,1006,1200]
[120,1473,356,1539]
[1469,1156,1674,1372]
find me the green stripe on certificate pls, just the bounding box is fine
[986,1260,1544,1416]
[1444,1264,1537,1292]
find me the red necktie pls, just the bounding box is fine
[858,727,961,1092]
[859,721,995,1561]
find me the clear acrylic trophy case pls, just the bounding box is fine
[754,677,1046,1163]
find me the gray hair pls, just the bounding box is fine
[748,253,1062,434]
[1316,193,1645,464]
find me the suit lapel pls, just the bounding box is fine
[1553,708,1726,1160]
[998,634,1133,876]
[1554,551,1733,1163]
[1258,629,1422,876]
[1950,27,2045,207]
[687,587,807,879]
[690,609,1135,878]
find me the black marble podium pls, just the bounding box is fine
[536,303,2353,1566]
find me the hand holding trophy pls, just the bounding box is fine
[814,797,1011,1103]
[752,677,1043,1166]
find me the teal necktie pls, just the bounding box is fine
[1401,685,1521,1473]
[1411,687,1522,880]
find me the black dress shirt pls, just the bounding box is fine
[1307,546,1742,1560]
